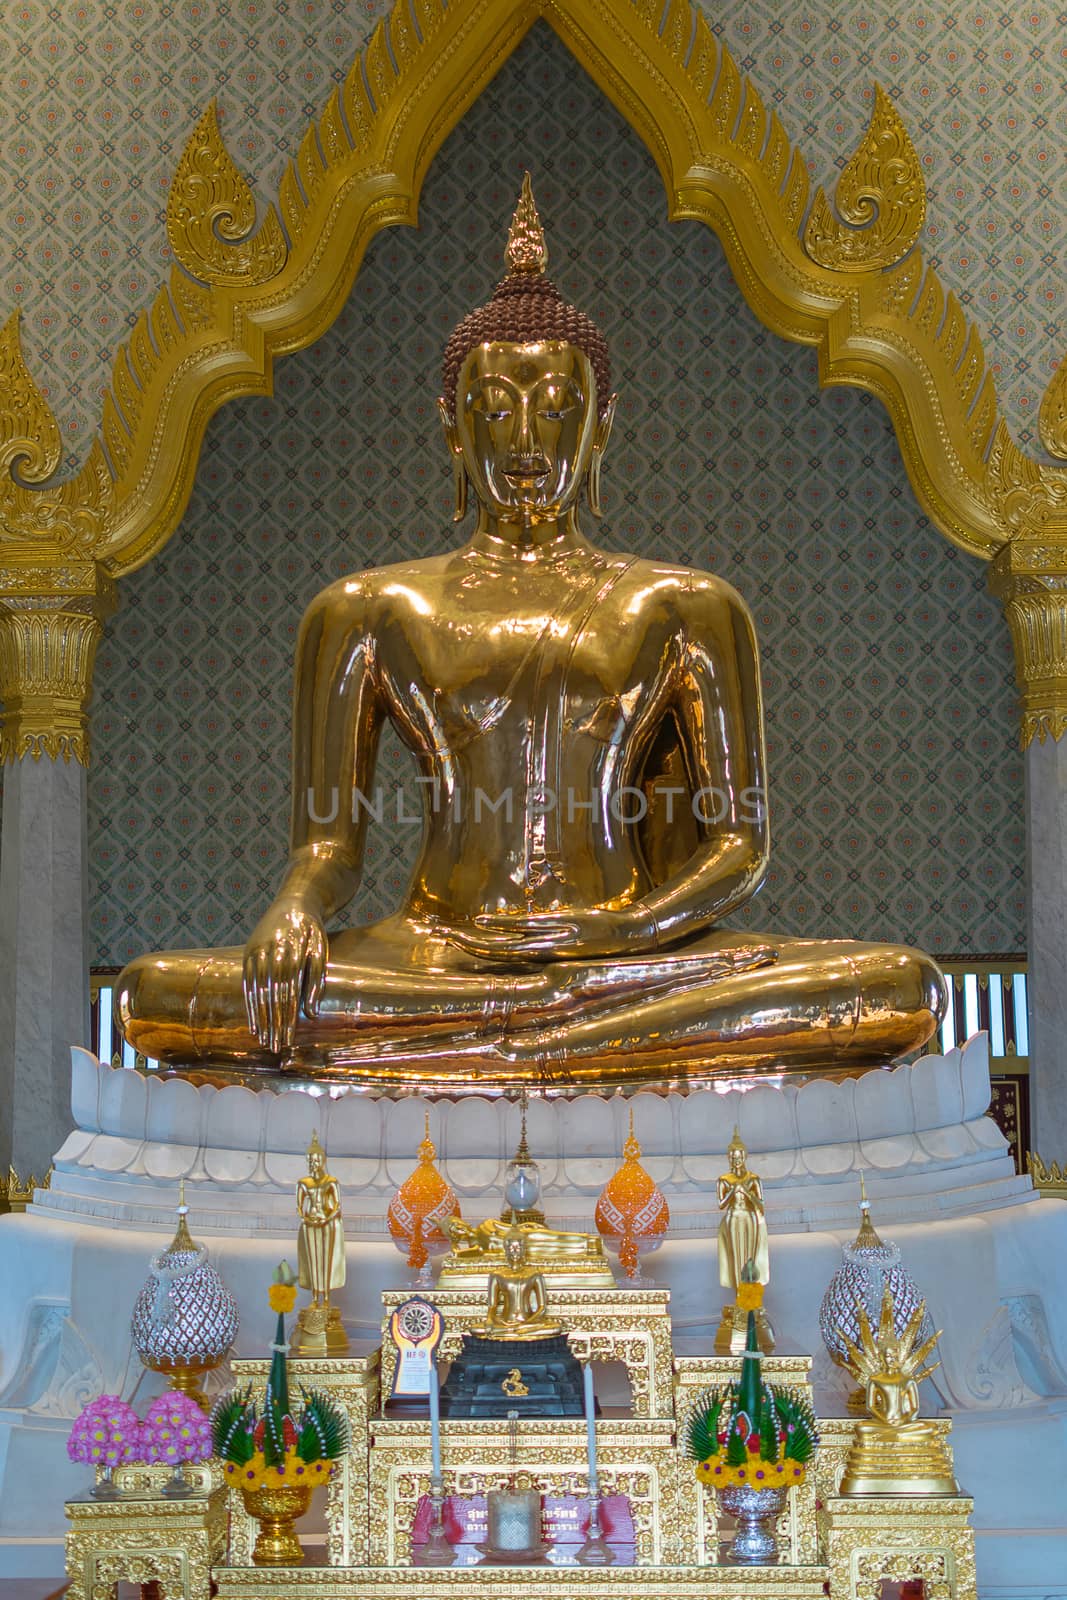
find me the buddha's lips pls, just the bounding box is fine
[503,462,549,484]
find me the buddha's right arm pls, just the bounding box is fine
[284,580,385,916]
[243,582,385,1048]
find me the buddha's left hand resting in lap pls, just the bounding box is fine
[117,177,945,1089]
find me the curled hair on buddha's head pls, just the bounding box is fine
[441,173,612,421]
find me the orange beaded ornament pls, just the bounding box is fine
[387,1116,460,1281]
[595,1108,670,1280]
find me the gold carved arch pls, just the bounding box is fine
[2,0,1067,759]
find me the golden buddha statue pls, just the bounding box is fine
[714,1129,774,1354]
[472,1226,563,1342]
[115,175,945,1091]
[292,1132,348,1355]
[438,1212,613,1292]
[836,1282,958,1496]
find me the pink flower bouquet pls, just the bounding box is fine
[67,1395,142,1468]
[141,1392,213,1466]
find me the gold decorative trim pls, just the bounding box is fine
[803,85,926,272]
[166,104,289,288]
[1039,358,1067,462]
[0,1163,52,1213]
[1027,1151,1067,1198]
[988,543,1067,747]
[0,579,117,765]
[2,0,1067,752]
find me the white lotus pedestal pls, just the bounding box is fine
[0,1034,1065,1597]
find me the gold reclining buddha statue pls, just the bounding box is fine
[116,177,945,1090]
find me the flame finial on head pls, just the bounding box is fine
[505,172,548,276]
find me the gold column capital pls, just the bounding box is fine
[989,541,1067,748]
[0,563,117,765]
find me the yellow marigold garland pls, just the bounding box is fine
[223,1450,334,1492]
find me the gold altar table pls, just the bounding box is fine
[368,1414,683,1565]
[65,1465,226,1600]
[381,1286,675,1418]
[821,1494,978,1600]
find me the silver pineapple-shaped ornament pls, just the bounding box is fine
[131,1182,239,1410]
[819,1175,934,1414]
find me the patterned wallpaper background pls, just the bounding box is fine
[1,1,1056,963]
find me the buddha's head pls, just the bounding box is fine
[727,1128,747,1176]
[307,1132,326,1178]
[439,174,616,529]
[503,1226,528,1267]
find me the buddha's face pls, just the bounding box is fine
[504,1234,525,1266]
[446,342,609,524]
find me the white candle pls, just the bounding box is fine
[429,1360,442,1483]
[583,1362,597,1488]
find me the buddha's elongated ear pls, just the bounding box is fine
[587,393,617,518]
[438,396,468,523]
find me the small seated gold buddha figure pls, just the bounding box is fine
[472,1227,563,1343]
[837,1283,958,1496]
[115,175,945,1090]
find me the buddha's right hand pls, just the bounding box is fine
[243,903,327,1053]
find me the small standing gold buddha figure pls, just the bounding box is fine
[837,1282,958,1496]
[292,1133,348,1355]
[473,1227,564,1343]
[714,1129,774,1354]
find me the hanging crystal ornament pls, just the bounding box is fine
[387,1115,461,1285]
[131,1182,239,1411]
[819,1175,935,1414]
[594,1108,670,1281]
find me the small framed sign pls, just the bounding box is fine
[389,1296,445,1397]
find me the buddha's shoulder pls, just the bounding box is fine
[610,556,752,615]
[301,557,459,614]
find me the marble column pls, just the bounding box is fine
[0,752,90,1178]
[0,581,113,1180]
[1024,734,1067,1162]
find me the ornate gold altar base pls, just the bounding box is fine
[369,1415,682,1565]
[212,1565,831,1598]
[821,1494,978,1600]
[64,1287,977,1600]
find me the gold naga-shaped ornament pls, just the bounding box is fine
[594,1107,670,1280]
[835,1280,958,1496]
[387,1115,460,1283]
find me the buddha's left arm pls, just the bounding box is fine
[638,579,769,943]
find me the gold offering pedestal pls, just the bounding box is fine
[64,1287,979,1600]
[65,1462,226,1600]
[381,1284,677,1418]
